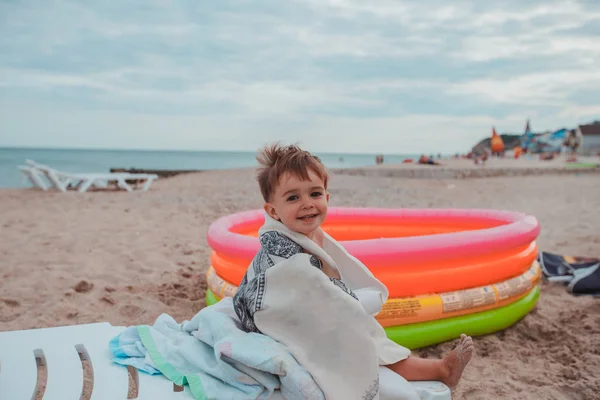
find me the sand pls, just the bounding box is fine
[1,158,599,399]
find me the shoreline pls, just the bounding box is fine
[4,157,598,191]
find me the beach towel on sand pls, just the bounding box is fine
[110,213,412,399]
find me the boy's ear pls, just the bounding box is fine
[326,192,330,203]
[264,203,280,221]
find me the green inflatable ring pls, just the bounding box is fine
[385,286,539,349]
[205,286,540,349]
[206,287,220,306]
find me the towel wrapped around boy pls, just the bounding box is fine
[110,213,414,400]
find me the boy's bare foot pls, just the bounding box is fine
[440,334,474,388]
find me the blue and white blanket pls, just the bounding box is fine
[110,297,324,399]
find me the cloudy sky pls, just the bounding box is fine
[1,0,599,154]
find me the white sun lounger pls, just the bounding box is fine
[24,160,158,193]
[0,323,451,400]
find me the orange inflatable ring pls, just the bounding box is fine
[206,262,540,326]
[207,208,540,297]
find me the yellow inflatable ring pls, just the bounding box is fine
[205,261,540,326]
[206,266,238,299]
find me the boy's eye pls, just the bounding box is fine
[287,195,298,201]
[311,191,323,197]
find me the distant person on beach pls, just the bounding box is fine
[539,152,555,161]
[563,129,582,162]
[473,152,487,166]
[418,154,441,165]
[233,143,474,395]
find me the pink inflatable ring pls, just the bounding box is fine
[207,207,540,297]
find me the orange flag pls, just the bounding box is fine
[491,126,504,152]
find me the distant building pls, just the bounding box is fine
[577,122,600,155]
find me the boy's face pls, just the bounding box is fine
[264,169,329,239]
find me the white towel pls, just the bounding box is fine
[251,214,411,399]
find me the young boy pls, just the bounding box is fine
[233,143,474,392]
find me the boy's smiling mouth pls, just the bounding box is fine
[298,213,319,220]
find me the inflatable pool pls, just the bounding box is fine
[206,207,541,348]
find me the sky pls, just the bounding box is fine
[1,0,600,154]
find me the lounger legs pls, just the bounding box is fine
[116,178,133,192]
[76,178,136,192]
[77,179,96,193]
[20,168,49,190]
[142,177,156,191]
[46,171,70,192]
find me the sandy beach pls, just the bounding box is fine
[1,158,599,400]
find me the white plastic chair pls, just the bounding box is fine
[24,160,158,193]
[0,323,451,400]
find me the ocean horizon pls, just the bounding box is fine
[0,147,420,189]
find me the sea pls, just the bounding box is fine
[0,147,418,188]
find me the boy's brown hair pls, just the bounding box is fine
[256,143,329,202]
